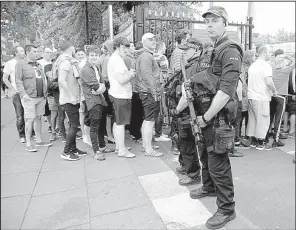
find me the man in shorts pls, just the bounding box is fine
[2,46,26,143]
[135,33,164,157]
[15,45,52,152]
[98,40,116,144]
[107,37,136,158]
[44,63,59,141]
[246,46,277,150]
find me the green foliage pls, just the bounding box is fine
[253,29,295,47]
[1,2,41,42]
[1,1,202,49]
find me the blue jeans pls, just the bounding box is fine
[58,104,66,137]
[12,93,25,138]
[61,103,80,153]
[88,104,106,152]
[155,112,164,137]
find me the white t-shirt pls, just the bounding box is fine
[248,59,273,101]
[3,59,18,92]
[78,58,87,70]
[107,52,132,99]
[37,59,52,70]
[78,59,87,101]
[58,55,80,105]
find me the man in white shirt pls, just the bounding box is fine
[246,46,277,150]
[107,37,136,158]
[3,46,26,143]
[38,47,52,69]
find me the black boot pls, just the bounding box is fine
[206,211,236,229]
[190,186,216,199]
[272,139,285,147]
[179,175,201,186]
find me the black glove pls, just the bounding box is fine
[170,109,180,117]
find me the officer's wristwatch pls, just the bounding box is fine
[202,115,211,125]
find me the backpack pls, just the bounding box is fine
[51,55,80,82]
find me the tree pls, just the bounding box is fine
[1,2,42,43]
[1,1,203,50]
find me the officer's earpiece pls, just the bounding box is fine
[224,22,228,27]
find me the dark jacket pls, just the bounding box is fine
[80,61,107,111]
[135,48,160,98]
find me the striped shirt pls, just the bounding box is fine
[170,46,188,74]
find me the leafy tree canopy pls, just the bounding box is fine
[1,1,203,48]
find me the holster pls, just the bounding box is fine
[177,115,192,139]
[213,125,235,154]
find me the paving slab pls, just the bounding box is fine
[276,137,295,154]
[1,154,8,163]
[1,195,31,230]
[84,148,119,164]
[87,175,150,217]
[41,156,85,172]
[9,141,49,157]
[90,205,166,229]
[21,188,89,230]
[44,143,67,162]
[1,171,39,198]
[1,135,18,154]
[33,167,86,196]
[152,193,212,230]
[85,157,135,184]
[127,156,171,176]
[1,154,45,175]
[60,223,90,229]
[138,171,188,200]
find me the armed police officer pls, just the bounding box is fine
[175,6,243,229]
[172,37,204,186]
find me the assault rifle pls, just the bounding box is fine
[180,57,202,156]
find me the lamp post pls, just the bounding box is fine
[85,1,90,45]
[247,2,254,50]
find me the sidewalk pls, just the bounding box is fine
[1,98,295,230]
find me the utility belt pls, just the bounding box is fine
[177,107,235,154]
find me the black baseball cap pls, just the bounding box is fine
[202,6,229,22]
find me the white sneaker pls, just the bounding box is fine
[141,145,160,152]
[115,147,131,154]
[118,148,136,158]
[145,149,164,157]
[83,136,92,146]
[20,137,26,143]
[155,135,171,142]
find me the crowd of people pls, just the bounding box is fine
[1,5,295,229]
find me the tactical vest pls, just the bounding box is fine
[190,38,244,119]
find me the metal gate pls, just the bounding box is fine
[133,6,254,58]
